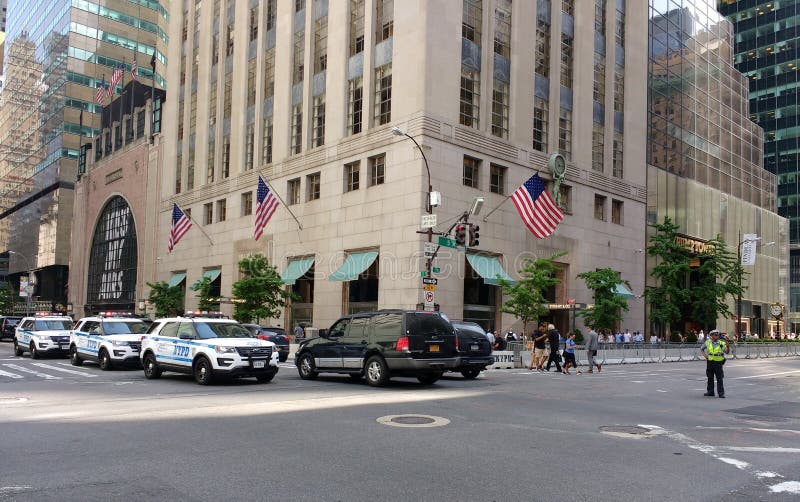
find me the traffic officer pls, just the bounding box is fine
[699,329,730,398]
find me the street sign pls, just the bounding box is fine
[438,236,456,248]
[19,276,29,298]
[422,277,438,285]
[424,290,435,311]
[423,285,436,291]
[421,214,437,228]
[423,242,436,258]
[432,267,441,273]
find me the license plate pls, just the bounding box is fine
[429,345,439,353]
[253,360,266,368]
[60,345,70,350]
[470,344,479,351]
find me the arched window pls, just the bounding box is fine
[87,196,138,311]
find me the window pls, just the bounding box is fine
[223,72,232,119]
[611,199,623,225]
[262,116,273,164]
[349,0,365,56]
[212,34,219,64]
[249,6,258,41]
[287,178,301,205]
[216,199,227,222]
[615,4,625,47]
[222,136,230,178]
[462,0,482,43]
[207,139,215,183]
[595,0,606,36]
[562,0,574,16]
[348,77,363,135]
[533,98,548,152]
[307,172,321,201]
[594,52,605,104]
[374,64,392,125]
[266,0,277,31]
[460,67,480,128]
[535,18,550,77]
[264,48,275,99]
[491,80,509,139]
[247,59,256,106]
[369,154,385,186]
[175,154,182,194]
[291,104,303,154]
[293,29,305,84]
[613,132,624,178]
[614,65,624,112]
[376,0,394,42]
[493,0,511,58]
[313,95,325,147]
[558,108,572,160]
[226,23,234,56]
[245,124,254,171]
[314,16,328,73]
[344,161,360,192]
[559,184,572,213]
[592,122,604,172]
[594,194,606,221]
[187,149,195,190]
[490,164,506,195]
[560,33,573,88]
[296,0,305,12]
[241,192,253,216]
[463,156,480,188]
[209,84,217,124]
[204,202,213,225]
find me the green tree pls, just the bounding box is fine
[690,234,744,331]
[146,281,185,317]
[191,276,218,311]
[0,283,16,313]
[577,268,630,332]
[231,254,295,323]
[646,216,692,339]
[498,252,566,336]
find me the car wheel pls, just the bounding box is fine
[349,373,363,381]
[460,369,481,379]
[193,356,214,385]
[417,372,443,385]
[143,353,162,379]
[297,353,318,380]
[70,346,83,366]
[13,341,23,356]
[98,349,113,371]
[256,372,275,383]
[30,343,40,359]
[364,356,389,387]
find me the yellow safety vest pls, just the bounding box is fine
[705,340,726,362]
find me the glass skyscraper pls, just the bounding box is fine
[0,0,166,309]
[718,1,800,322]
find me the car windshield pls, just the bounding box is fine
[33,320,73,330]
[406,313,453,336]
[194,322,253,339]
[454,324,485,337]
[5,319,21,326]
[102,321,150,335]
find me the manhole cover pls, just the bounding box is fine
[0,397,28,404]
[600,425,650,435]
[376,414,450,428]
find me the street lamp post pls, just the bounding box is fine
[735,232,775,340]
[8,250,32,316]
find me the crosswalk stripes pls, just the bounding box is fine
[3,363,62,380]
[0,368,23,379]
[30,362,98,378]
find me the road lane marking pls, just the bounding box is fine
[720,446,800,454]
[733,370,800,380]
[30,363,97,377]
[770,481,800,494]
[0,369,23,379]
[2,364,61,380]
[696,426,800,435]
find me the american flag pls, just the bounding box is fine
[168,203,193,252]
[510,173,564,239]
[107,64,124,98]
[254,176,279,241]
[130,59,138,81]
[95,78,106,105]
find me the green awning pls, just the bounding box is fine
[167,273,186,288]
[328,251,378,281]
[466,254,515,286]
[281,258,314,285]
[193,269,221,288]
[615,283,635,298]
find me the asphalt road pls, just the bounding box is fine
[1,341,799,502]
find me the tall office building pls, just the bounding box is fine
[0,0,167,311]
[718,1,800,328]
[647,1,787,336]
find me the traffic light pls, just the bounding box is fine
[469,224,480,247]
[455,224,467,246]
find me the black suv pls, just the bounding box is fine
[449,321,493,379]
[295,310,459,386]
[0,316,22,341]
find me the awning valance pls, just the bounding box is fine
[328,251,378,281]
[166,272,186,288]
[281,257,314,285]
[466,254,514,286]
[193,269,221,288]
[614,283,635,298]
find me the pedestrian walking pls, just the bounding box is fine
[294,323,305,342]
[585,326,602,373]
[528,322,548,371]
[544,324,563,373]
[699,329,730,398]
[562,332,580,374]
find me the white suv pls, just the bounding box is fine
[140,316,279,385]
[70,314,151,370]
[14,314,74,358]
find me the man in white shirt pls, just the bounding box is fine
[623,329,632,344]
[486,330,495,345]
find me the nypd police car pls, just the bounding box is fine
[140,313,279,385]
[13,313,74,358]
[70,313,150,370]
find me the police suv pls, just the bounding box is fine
[13,313,74,358]
[140,313,279,385]
[70,313,150,370]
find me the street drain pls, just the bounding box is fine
[376,414,450,428]
[599,425,653,439]
[0,397,28,404]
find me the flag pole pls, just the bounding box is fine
[482,195,512,222]
[118,59,125,136]
[150,52,156,141]
[177,203,215,245]
[261,176,303,230]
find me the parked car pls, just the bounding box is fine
[295,310,459,387]
[70,313,150,369]
[242,324,291,362]
[449,320,494,379]
[14,314,74,358]
[0,316,23,341]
